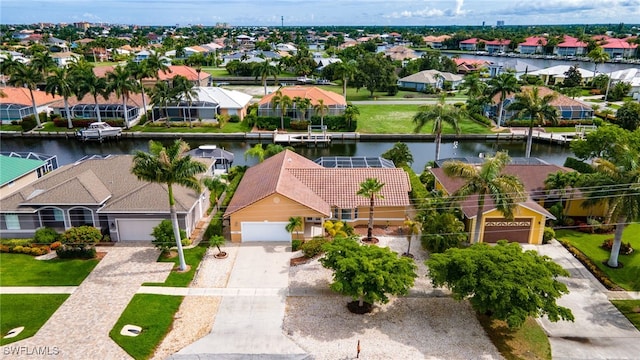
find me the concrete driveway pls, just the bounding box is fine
[525,241,640,360]
[171,243,307,359]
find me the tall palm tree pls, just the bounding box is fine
[270,90,292,130]
[357,178,385,242]
[30,51,56,78]
[45,67,75,129]
[252,57,280,95]
[344,103,360,131]
[507,87,558,158]
[75,68,109,123]
[579,152,640,268]
[587,47,610,76]
[286,216,303,240]
[413,95,463,161]
[442,152,526,244]
[149,80,177,126]
[127,61,156,115]
[146,52,171,78]
[0,54,21,78]
[106,66,139,129]
[487,73,520,127]
[131,140,207,271]
[313,98,329,130]
[7,63,44,128]
[173,75,198,127]
[334,60,357,99]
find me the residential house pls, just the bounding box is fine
[554,36,588,56]
[154,86,252,122]
[258,86,346,118]
[459,38,480,51]
[47,37,69,52]
[423,35,451,49]
[51,51,82,67]
[384,46,418,61]
[607,68,640,99]
[430,160,562,244]
[452,58,490,74]
[488,86,593,121]
[597,36,638,58]
[397,69,463,92]
[528,65,595,86]
[484,39,511,54]
[0,156,47,198]
[224,150,411,242]
[0,87,62,122]
[51,92,149,127]
[488,59,539,78]
[0,155,214,241]
[518,36,547,54]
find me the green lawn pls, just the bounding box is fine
[38,122,76,132]
[142,245,207,287]
[110,294,183,359]
[556,224,640,291]
[321,85,467,102]
[356,104,492,134]
[611,300,640,331]
[201,67,229,76]
[0,124,22,131]
[0,253,99,286]
[0,294,69,345]
[89,61,122,67]
[132,121,251,133]
[477,314,551,360]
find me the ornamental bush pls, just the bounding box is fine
[60,226,102,244]
[34,227,60,244]
[543,227,555,244]
[300,237,330,258]
[56,244,96,259]
[151,219,187,252]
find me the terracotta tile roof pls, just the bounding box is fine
[519,36,548,46]
[0,155,213,214]
[258,86,346,107]
[430,163,569,219]
[423,35,451,43]
[557,35,587,48]
[0,87,62,107]
[600,37,638,49]
[156,65,210,81]
[460,38,479,44]
[484,39,511,46]
[54,91,149,108]
[224,150,411,217]
[452,58,489,67]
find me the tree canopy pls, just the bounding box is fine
[427,241,574,328]
[381,142,414,166]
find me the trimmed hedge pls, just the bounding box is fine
[52,118,125,128]
[470,113,492,126]
[1,244,49,256]
[56,244,97,259]
[505,119,593,127]
[401,165,430,205]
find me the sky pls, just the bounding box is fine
[2,0,640,27]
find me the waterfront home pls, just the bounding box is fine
[0,155,47,198]
[51,51,82,67]
[452,58,490,74]
[554,36,588,56]
[397,70,463,91]
[0,87,62,122]
[527,65,595,86]
[50,92,149,127]
[488,86,594,121]
[224,150,411,242]
[596,36,639,59]
[423,35,451,49]
[518,36,547,54]
[153,86,252,122]
[257,86,346,118]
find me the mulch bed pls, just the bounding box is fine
[291,255,312,266]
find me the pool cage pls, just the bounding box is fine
[0,103,34,122]
[59,104,140,121]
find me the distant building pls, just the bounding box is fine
[497,20,505,27]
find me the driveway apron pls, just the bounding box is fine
[3,246,173,360]
[171,242,307,359]
[525,241,640,360]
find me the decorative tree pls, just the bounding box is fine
[356,178,385,242]
[413,95,463,161]
[486,73,520,127]
[427,241,574,328]
[7,63,44,128]
[286,216,303,240]
[403,217,420,258]
[313,98,329,130]
[209,235,227,258]
[507,87,558,158]
[270,90,293,130]
[381,142,414,167]
[151,219,187,254]
[320,237,417,314]
[45,67,75,129]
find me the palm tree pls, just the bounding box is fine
[293,96,311,122]
[244,144,266,163]
[357,178,385,242]
[579,153,640,268]
[202,176,227,211]
[403,217,420,257]
[45,67,75,129]
[587,47,610,76]
[106,66,139,129]
[313,98,329,130]
[334,60,357,99]
[30,51,56,78]
[544,171,580,212]
[270,90,292,130]
[127,61,156,115]
[252,57,280,95]
[75,68,109,123]
[344,104,360,131]
[487,73,520,127]
[131,140,207,271]
[413,95,463,161]
[442,151,526,244]
[7,63,44,128]
[0,54,21,78]
[460,72,487,98]
[286,216,303,240]
[507,87,558,158]
[149,80,177,125]
[146,52,171,78]
[173,75,198,127]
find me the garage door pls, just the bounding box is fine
[483,218,531,243]
[117,219,163,241]
[241,222,290,242]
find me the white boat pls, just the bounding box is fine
[76,122,123,141]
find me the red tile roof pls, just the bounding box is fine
[460,38,479,44]
[0,87,62,107]
[599,37,638,49]
[557,35,587,48]
[519,36,547,46]
[484,39,511,46]
[259,86,346,107]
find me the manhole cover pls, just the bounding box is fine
[4,327,24,339]
[120,324,142,337]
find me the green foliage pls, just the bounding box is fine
[563,157,595,173]
[208,235,226,253]
[151,220,187,252]
[20,115,38,131]
[292,239,303,252]
[56,244,97,259]
[601,238,633,255]
[1,244,49,256]
[33,227,60,244]
[615,101,640,131]
[562,65,582,88]
[204,210,224,241]
[543,227,556,244]
[401,165,430,203]
[382,142,414,166]
[320,237,418,306]
[427,241,574,328]
[300,237,330,258]
[421,212,467,253]
[60,226,102,244]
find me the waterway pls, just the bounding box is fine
[0,137,575,173]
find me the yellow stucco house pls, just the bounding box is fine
[430,163,566,245]
[224,150,412,242]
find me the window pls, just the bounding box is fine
[4,214,20,230]
[340,208,352,220]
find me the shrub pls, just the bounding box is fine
[292,239,303,252]
[60,226,102,244]
[564,157,595,174]
[300,237,329,258]
[50,241,62,251]
[401,165,430,204]
[20,116,38,131]
[151,219,187,252]
[34,227,60,244]
[543,227,555,244]
[228,115,240,123]
[1,243,49,256]
[1,239,32,247]
[56,244,96,259]
[601,239,634,255]
[470,113,491,126]
[289,120,310,130]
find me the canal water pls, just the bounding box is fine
[0,137,575,173]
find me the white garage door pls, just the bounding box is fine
[117,219,163,241]
[241,222,290,242]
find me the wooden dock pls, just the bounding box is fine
[273,133,332,146]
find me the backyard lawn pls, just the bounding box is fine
[556,224,640,291]
[611,300,640,331]
[0,294,69,345]
[110,294,183,360]
[477,314,551,360]
[322,85,468,102]
[142,245,207,287]
[132,121,251,133]
[356,104,492,134]
[0,253,99,286]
